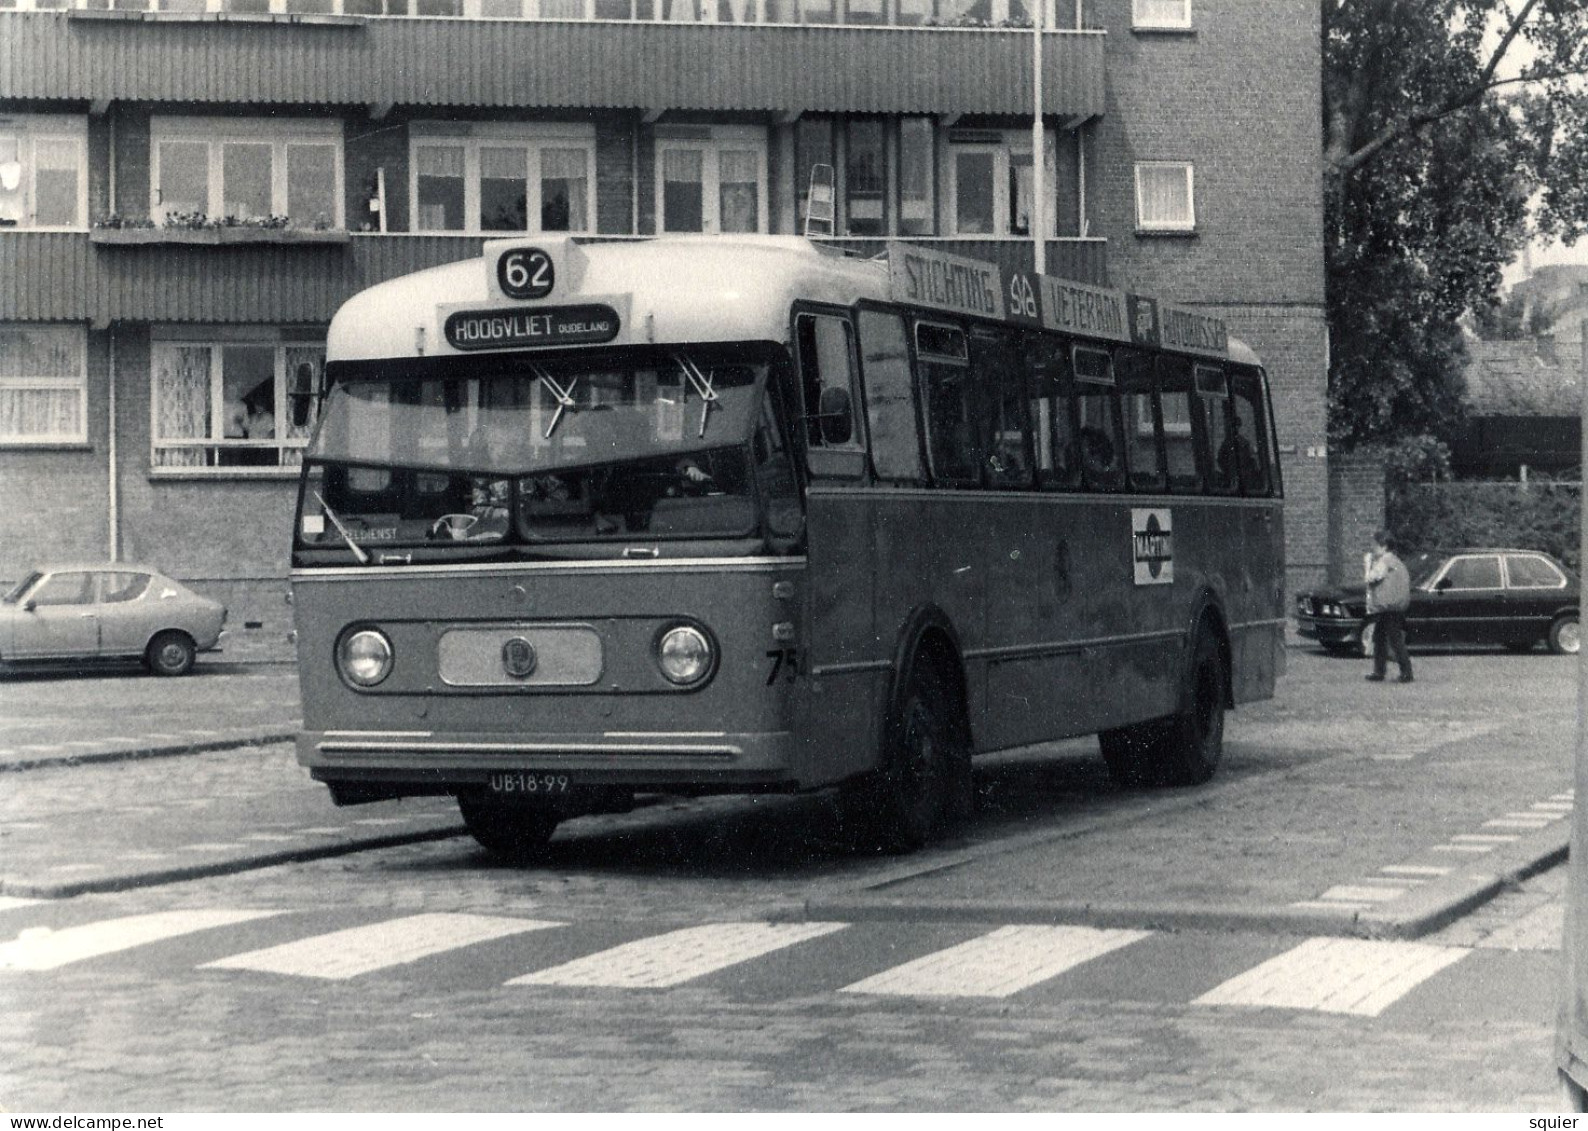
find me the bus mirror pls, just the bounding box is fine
[818,386,853,446]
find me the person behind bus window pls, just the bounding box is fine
[1217,414,1260,492]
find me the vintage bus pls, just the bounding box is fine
[290,235,1286,859]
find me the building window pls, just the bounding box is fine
[150,118,344,230]
[0,116,87,231]
[1132,0,1189,28]
[655,130,767,234]
[0,325,87,446]
[949,130,1054,238]
[897,116,935,236]
[410,125,595,234]
[151,333,325,472]
[795,116,934,238]
[1134,161,1195,232]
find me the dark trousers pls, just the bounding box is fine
[1371,610,1412,678]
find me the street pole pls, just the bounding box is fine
[1030,0,1045,275]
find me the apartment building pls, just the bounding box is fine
[0,0,1326,654]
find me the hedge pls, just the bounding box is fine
[1388,481,1582,573]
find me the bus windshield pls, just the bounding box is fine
[310,345,768,475]
[298,345,797,551]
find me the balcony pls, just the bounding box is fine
[2,230,1109,323]
[0,10,1106,118]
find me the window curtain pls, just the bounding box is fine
[1138,165,1190,227]
[0,326,83,442]
[154,345,211,468]
[1135,0,1185,23]
[718,149,759,233]
[540,147,588,231]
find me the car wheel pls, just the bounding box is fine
[457,795,560,862]
[1355,620,1375,659]
[146,631,196,677]
[1548,614,1580,656]
[847,657,971,854]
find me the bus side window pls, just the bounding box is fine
[1228,367,1273,496]
[1117,348,1166,493]
[794,312,863,452]
[1024,334,1081,490]
[914,320,982,489]
[857,308,925,485]
[1196,363,1239,495]
[1072,344,1125,492]
[1157,355,1205,494]
[972,328,1033,490]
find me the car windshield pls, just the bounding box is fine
[298,344,797,550]
[2,572,40,603]
[1406,553,1445,586]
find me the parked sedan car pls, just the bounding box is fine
[0,565,227,676]
[1296,548,1579,656]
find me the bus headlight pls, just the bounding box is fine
[339,628,393,687]
[655,624,713,686]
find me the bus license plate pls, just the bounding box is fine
[487,772,571,795]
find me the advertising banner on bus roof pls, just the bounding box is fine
[887,242,1005,320]
[1007,270,1131,344]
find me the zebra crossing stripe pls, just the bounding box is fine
[840,925,1152,999]
[1192,937,1468,1017]
[508,921,847,989]
[203,913,561,980]
[0,910,279,972]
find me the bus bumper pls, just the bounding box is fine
[298,727,803,802]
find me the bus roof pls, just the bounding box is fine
[326,235,1261,368]
[327,236,890,363]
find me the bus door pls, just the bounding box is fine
[792,305,877,784]
[1226,365,1283,700]
[969,326,1050,751]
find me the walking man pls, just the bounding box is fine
[1364,527,1413,683]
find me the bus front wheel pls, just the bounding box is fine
[457,794,560,862]
[850,659,971,854]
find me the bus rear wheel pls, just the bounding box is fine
[457,794,560,862]
[1099,627,1226,788]
[850,659,971,854]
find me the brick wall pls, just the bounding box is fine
[1328,447,1387,588]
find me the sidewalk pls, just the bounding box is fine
[793,647,1577,940]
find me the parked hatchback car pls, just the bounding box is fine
[1296,548,1579,656]
[0,565,227,676]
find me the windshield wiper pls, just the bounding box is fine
[674,355,719,438]
[532,364,580,439]
[314,492,370,565]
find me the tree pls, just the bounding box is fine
[1321,0,1588,450]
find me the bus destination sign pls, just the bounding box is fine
[442,303,622,352]
[888,242,1006,320]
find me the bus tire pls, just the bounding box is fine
[1099,720,1168,788]
[1099,626,1227,788]
[853,659,970,854]
[1157,627,1227,786]
[457,795,560,862]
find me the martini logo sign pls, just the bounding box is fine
[1131,508,1174,585]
